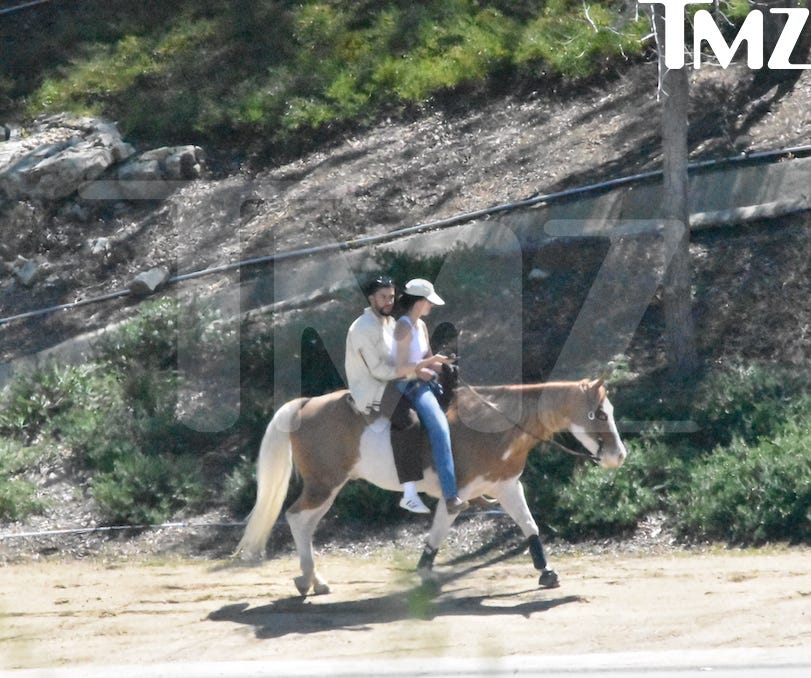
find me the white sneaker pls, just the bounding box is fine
[399,495,431,514]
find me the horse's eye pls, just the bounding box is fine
[595,409,608,422]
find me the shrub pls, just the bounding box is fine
[673,421,811,544]
[689,363,811,449]
[91,451,206,526]
[0,364,100,443]
[14,1,648,155]
[0,477,43,522]
[546,436,682,539]
[0,439,47,521]
[223,454,258,518]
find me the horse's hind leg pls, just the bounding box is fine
[286,483,341,596]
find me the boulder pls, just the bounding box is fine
[128,266,171,297]
[11,256,46,287]
[83,145,206,201]
[0,115,135,201]
[0,115,204,204]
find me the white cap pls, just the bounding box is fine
[404,278,445,305]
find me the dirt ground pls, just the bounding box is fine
[1,546,809,671]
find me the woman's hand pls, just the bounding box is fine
[416,353,454,380]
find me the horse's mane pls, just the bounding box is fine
[449,380,580,440]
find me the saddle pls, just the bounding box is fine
[378,362,459,484]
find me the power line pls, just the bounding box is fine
[0,0,53,16]
[2,142,811,329]
[0,520,245,541]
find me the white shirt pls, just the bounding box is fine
[393,316,429,365]
[345,307,398,414]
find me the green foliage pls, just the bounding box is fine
[223,454,258,518]
[689,364,811,449]
[673,422,811,544]
[91,451,206,525]
[515,1,648,78]
[518,362,811,544]
[3,0,648,155]
[0,364,101,443]
[0,439,48,521]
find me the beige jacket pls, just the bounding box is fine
[345,307,398,414]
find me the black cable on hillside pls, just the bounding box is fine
[2,143,811,328]
[0,0,53,16]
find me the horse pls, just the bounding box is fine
[235,378,627,595]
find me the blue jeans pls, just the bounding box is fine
[397,380,458,499]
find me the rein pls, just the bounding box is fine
[455,376,601,465]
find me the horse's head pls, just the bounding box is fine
[565,378,627,469]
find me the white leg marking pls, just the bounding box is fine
[495,479,539,538]
[286,487,341,595]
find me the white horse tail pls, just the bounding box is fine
[235,399,302,561]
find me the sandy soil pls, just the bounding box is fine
[2,546,809,671]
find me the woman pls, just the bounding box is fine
[393,278,468,515]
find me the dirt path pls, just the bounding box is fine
[1,547,810,671]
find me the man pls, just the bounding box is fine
[345,275,441,513]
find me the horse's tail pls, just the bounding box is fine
[235,399,303,561]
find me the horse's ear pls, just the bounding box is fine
[588,378,605,392]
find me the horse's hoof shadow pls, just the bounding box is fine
[539,569,560,589]
[416,578,442,598]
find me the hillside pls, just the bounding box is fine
[2,5,811,559]
[2,60,811,365]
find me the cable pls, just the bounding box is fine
[0,0,52,16]
[0,520,245,541]
[2,142,811,328]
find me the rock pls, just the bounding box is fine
[0,115,133,201]
[12,256,45,287]
[0,115,204,204]
[528,268,550,281]
[88,237,111,256]
[128,267,171,296]
[110,146,205,200]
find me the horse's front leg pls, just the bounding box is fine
[496,480,560,589]
[416,501,459,586]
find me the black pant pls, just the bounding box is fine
[379,381,423,483]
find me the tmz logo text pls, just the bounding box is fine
[640,1,811,69]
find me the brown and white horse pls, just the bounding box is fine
[236,378,627,595]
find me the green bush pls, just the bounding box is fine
[9,1,647,155]
[0,364,100,443]
[689,364,811,449]
[0,439,48,521]
[0,477,43,522]
[554,436,684,538]
[91,451,206,525]
[673,422,811,544]
[223,454,258,518]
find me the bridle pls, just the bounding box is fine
[456,376,604,465]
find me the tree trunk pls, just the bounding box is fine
[654,5,698,379]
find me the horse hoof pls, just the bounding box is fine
[539,569,560,589]
[294,576,311,596]
[313,581,331,596]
